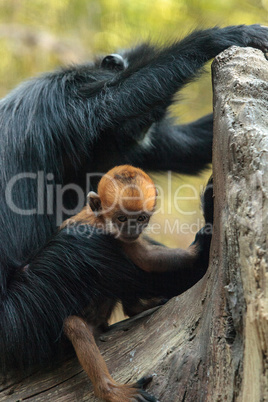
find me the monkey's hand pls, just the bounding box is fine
[191,223,213,272]
[235,24,268,53]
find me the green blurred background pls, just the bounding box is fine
[0,0,267,247]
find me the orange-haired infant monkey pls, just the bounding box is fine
[62,165,211,401]
[62,164,201,275]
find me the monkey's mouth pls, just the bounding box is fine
[119,234,140,243]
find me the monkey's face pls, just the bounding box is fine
[110,210,152,242]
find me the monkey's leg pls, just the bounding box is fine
[134,113,214,174]
[64,316,156,402]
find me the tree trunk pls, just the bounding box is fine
[0,46,267,402]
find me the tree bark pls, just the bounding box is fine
[212,46,268,402]
[0,46,267,402]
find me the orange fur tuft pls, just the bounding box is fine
[98,165,157,216]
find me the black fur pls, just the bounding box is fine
[1,25,268,373]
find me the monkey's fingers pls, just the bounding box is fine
[129,375,158,401]
[135,375,154,388]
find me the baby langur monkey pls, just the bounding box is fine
[62,166,211,402]
[62,165,203,274]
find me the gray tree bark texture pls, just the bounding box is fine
[0,46,267,402]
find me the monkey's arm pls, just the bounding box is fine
[88,26,268,174]
[90,25,268,135]
[122,220,212,274]
[122,239,199,273]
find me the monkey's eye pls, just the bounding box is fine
[101,54,126,71]
[117,215,127,223]
[137,215,148,222]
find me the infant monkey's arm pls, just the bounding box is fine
[121,238,198,273]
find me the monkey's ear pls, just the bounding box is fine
[87,191,102,213]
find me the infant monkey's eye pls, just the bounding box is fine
[137,215,147,222]
[117,215,127,222]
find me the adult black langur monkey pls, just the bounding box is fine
[0,25,268,399]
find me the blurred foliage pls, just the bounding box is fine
[0,0,267,246]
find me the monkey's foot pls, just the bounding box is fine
[97,375,158,402]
